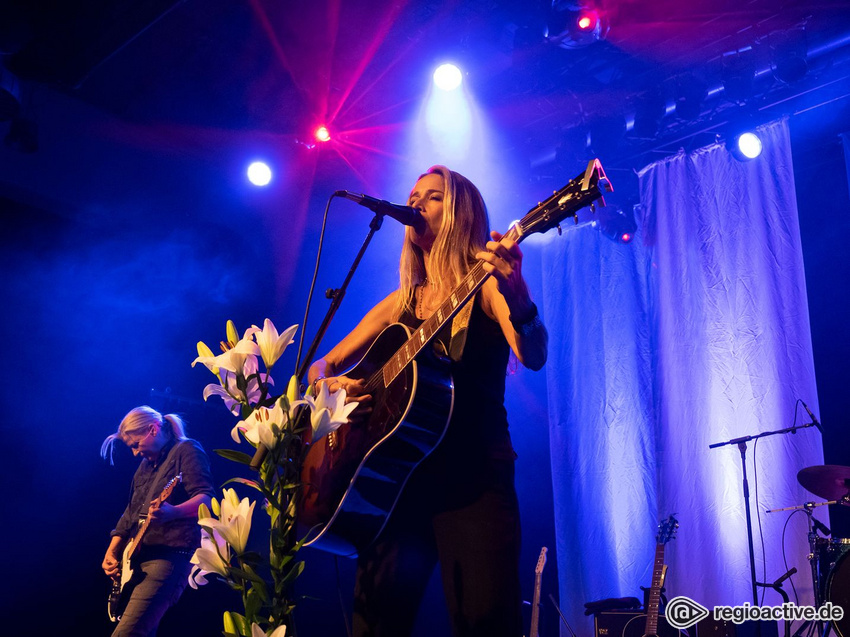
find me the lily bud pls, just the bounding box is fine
[226,320,239,348]
[286,375,300,407]
[223,611,239,635]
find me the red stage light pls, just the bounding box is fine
[621,232,633,243]
[577,10,598,31]
[315,126,331,142]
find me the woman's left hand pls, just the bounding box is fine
[476,230,533,314]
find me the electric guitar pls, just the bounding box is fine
[622,515,681,637]
[108,472,183,622]
[298,159,612,556]
[529,547,548,637]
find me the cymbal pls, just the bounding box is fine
[798,465,850,501]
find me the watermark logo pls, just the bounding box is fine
[666,596,711,629]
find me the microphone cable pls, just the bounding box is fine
[294,191,342,380]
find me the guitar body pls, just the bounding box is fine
[298,322,454,556]
[107,536,141,621]
[620,614,686,637]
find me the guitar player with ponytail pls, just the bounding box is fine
[100,406,214,636]
[307,166,548,637]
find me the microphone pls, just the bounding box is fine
[335,190,425,233]
[812,518,832,537]
[801,400,824,435]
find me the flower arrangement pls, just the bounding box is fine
[189,319,355,636]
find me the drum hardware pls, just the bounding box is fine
[757,568,796,637]
[766,464,850,637]
[767,500,834,623]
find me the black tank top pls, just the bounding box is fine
[398,290,515,463]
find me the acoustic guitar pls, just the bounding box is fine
[622,515,682,637]
[298,159,612,556]
[108,472,183,622]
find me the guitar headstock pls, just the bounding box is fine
[656,514,679,545]
[535,546,548,575]
[516,158,613,239]
[160,472,183,501]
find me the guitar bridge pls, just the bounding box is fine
[327,430,338,451]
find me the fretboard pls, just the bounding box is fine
[380,225,522,388]
[645,542,666,636]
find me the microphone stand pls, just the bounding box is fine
[250,209,389,470]
[709,421,820,613]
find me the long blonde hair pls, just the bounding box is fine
[395,165,490,319]
[100,405,187,465]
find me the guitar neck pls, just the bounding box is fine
[530,571,543,637]
[645,542,666,636]
[381,225,523,387]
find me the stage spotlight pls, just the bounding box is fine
[247,161,272,186]
[576,9,599,31]
[547,2,607,49]
[674,75,707,121]
[433,63,462,91]
[728,131,763,161]
[721,48,756,104]
[594,205,637,244]
[314,125,331,142]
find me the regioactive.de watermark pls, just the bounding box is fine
[665,596,845,629]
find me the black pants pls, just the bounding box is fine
[352,455,522,637]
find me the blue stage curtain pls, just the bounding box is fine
[542,118,825,634]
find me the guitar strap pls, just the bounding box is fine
[447,294,475,362]
[139,441,181,522]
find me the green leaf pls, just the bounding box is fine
[279,560,306,588]
[245,585,266,618]
[229,565,267,586]
[222,477,278,504]
[215,449,255,465]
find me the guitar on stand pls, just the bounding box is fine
[623,515,682,637]
[108,473,183,622]
[528,547,548,637]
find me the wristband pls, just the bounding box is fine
[510,302,542,336]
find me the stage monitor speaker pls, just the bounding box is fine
[594,611,778,637]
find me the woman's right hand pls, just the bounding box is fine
[315,375,373,425]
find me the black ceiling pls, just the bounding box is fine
[2,0,850,205]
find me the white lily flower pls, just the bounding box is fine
[251,624,287,637]
[296,382,358,441]
[231,400,285,449]
[199,488,255,554]
[192,337,260,374]
[188,527,230,589]
[249,320,298,370]
[207,362,275,418]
